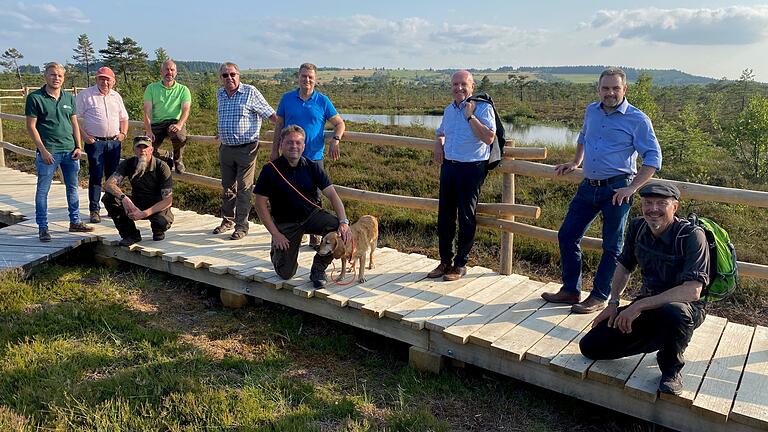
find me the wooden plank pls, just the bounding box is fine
[400,272,509,330]
[693,322,754,422]
[548,328,595,378]
[623,353,662,403]
[320,252,422,305]
[731,325,768,429]
[305,248,403,296]
[346,259,438,310]
[359,267,441,318]
[490,301,573,361]
[467,282,553,348]
[660,315,728,406]
[442,278,543,344]
[424,274,528,332]
[325,254,431,307]
[523,307,597,365]
[381,266,488,321]
[259,246,327,288]
[588,353,645,386]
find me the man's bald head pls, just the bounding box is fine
[451,70,476,103]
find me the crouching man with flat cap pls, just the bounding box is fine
[579,182,709,395]
[103,136,174,246]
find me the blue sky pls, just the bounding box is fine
[2,1,768,80]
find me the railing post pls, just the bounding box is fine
[499,141,515,275]
[0,98,5,167]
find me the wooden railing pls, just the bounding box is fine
[2,110,768,280]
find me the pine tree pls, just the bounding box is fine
[152,47,169,76]
[72,34,97,86]
[99,36,148,84]
[1,48,25,87]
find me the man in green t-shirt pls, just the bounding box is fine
[25,62,94,242]
[142,59,191,173]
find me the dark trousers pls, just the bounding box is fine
[579,300,706,376]
[85,139,121,212]
[102,193,174,239]
[271,209,339,281]
[151,119,187,162]
[437,160,488,268]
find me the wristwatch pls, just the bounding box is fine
[332,135,341,141]
[119,194,126,202]
[466,114,475,122]
[338,218,349,225]
[608,298,620,307]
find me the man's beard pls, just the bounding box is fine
[132,156,149,180]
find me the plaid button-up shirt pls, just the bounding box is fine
[217,83,275,145]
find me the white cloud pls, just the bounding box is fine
[0,2,89,34]
[590,6,768,46]
[249,15,546,65]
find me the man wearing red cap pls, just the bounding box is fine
[76,66,129,223]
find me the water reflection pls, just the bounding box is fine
[343,113,579,147]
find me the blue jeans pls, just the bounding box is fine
[85,140,121,211]
[558,177,632,300]
[35,150,82,230]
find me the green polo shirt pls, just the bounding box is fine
[25,86,77,153]
[143,81,192,123]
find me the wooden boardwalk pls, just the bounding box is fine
[0,165,766,432]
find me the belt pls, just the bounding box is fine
[93,135,118,141]
[585,174,631,187]
[225,140,258,148]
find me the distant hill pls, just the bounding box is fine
[513,66,717,86]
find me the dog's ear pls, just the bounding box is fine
[331,234,345,259]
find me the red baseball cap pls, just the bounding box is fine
[95,66,116,81]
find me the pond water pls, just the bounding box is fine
[342,113,579,147]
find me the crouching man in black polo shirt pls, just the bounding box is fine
[253,125,350,288]
[103,136,174,247]
[579,182,709,395]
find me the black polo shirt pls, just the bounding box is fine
[253,156,330,223]
[114,156,173,203]
[618,216,709,297]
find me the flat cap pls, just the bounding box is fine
[638,182,680,199]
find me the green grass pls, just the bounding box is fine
[551,74,598,84]
[0,263,659,431]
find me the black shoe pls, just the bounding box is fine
[119,237,139,247]
[153,232,165,241]
[312,279,326,289]
[310,271,327,289]
[39,229,51,242]
[658,372,683,395]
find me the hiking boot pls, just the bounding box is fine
[541,289,581,305]
[118,237,140,247]
[39,228,51,242]
[212,223,234,234]
[90,211,101,223]
[311,271,328,289]
[427,263,451,279]
[571,295,607,314]
[229,230,247,240]
[443,266,467,281]
[174,160,186,174]
[658,372,683,395]
[153,231,166,241]
[69,221,95,232]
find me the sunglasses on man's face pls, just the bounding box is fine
[221,72,238,78]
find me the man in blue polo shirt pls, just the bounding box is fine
[427,70,496,281]
[271,63,346,249]
[541,67,662,314]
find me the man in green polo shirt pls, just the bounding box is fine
[25,62,94,242]
[142,59,191,173]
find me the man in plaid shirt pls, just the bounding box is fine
[214,62,277,240]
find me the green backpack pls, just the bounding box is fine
[686,213,739,302]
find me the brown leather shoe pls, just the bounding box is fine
[571,295,607,314]
[427,263,450,278]
[541,289,581,304]
[443,266,466,281]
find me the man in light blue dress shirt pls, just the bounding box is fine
[542,67,662,314]
[427,70,496,281]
